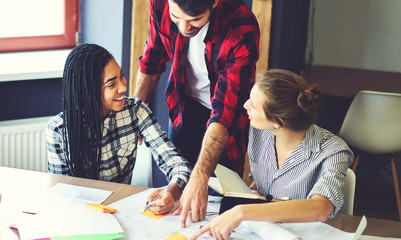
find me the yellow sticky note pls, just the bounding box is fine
[140,209,168,219]
[86,203,117,213]
[165,232,188,240]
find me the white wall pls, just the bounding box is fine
[311,0,401,73]
[81,0,124,65]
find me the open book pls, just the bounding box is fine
[208,164,268,201]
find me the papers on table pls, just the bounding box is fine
[14,183,399,240]
[110,188,379,240]
[241,216,367,240]
[17,207,123,240]
[241,221,302,240]
[22,183,113,214]
[109,188,261,239]
[16,183,123,240]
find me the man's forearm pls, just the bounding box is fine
[192,122,229,178]
[133,70,162,104]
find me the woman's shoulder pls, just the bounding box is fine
[116,97,151,118]
[311,125,352,153]
[122,97,145,110]
[47,112,64,131]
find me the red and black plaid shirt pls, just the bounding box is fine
[138,0,260,175]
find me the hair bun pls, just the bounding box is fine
[298,84,320,113]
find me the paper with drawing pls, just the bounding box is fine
[109,188,370,240]
[109,188,260,240]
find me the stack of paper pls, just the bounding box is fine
[16,183,124,240]
[241,217,367,240]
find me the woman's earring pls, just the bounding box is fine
[273,125,277,130]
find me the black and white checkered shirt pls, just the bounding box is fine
[46,97,191,191]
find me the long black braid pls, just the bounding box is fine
[61,43,113,179]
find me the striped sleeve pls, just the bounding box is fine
[308,141,354,217]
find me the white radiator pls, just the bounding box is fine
[0,116,154,187]
[0,116,52,172]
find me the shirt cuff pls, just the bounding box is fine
[169,177,187,193]
[208,115,232,130]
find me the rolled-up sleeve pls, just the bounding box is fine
[308,149,354,217]
[138,0,170,75]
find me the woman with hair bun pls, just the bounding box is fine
[192,69,353,240]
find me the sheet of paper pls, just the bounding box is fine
[208,176,223,193]
[278,222,353,240]
[353,215,367,240]
[241,221,302,240]
[271,216,367,240]
[214,164,253,194]
[242,218,366,240]
[16,183,120,240]
[23,183,113,213]
[51,233,125,240]
[17,206,123,240]
[109,189,261,240]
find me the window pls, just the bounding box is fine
[0,0,79,53]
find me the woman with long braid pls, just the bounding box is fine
[192,69,354,240]
[46,43,191,214]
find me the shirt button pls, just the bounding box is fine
[205,50,208,53]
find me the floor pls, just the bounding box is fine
[353,164,400,221]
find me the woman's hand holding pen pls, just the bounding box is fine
[145,189,174,214]
[145,183,181,215]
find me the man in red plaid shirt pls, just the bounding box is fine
[134,0,259,226]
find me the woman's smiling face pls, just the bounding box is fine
[101,58,127,118]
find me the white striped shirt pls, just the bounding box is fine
[248,125,353,217]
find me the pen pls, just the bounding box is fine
[144,184,171,212]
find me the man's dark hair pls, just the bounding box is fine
[61,43,113,179]
[172,0,215,16]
